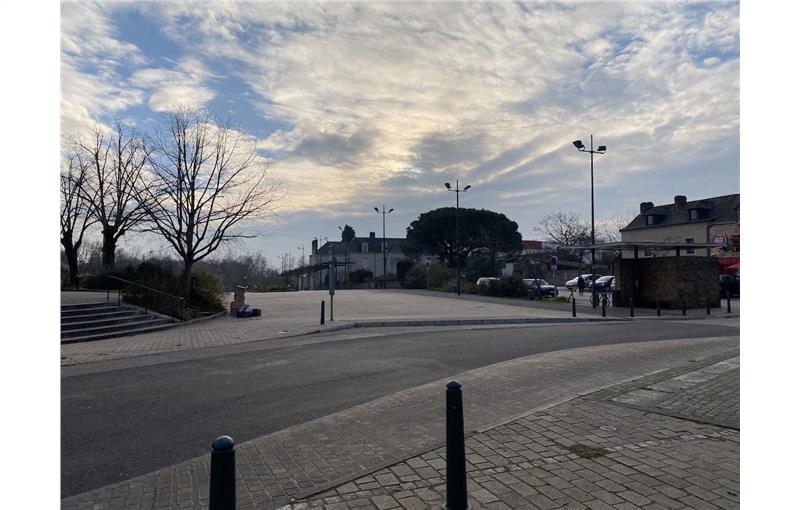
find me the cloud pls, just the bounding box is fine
[63,0,739,241]
[129,58,216,111]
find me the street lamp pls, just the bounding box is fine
[374,205,394,288]
[444,179,471,295]
[572,135,607,308]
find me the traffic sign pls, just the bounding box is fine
[712,234,727,246]
[550,255,558,266]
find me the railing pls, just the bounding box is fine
[105,275,186,322]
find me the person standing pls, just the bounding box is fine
[577,274,586,296]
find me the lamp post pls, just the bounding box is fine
[313,236,327,290]
[572,135,607,308]
[374,205,394,288]
[444,180,471,296]
[297,245,304,290]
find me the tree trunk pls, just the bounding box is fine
[182,261,193,299]
[102,228,117,270]
[61,238,80,290]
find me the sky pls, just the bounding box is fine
[60,0,740,268]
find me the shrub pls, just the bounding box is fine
[404,262,455,289]
[349,269,374,283]
[190,269,225,311]
[396,258,416,284]
[477,276,527,298]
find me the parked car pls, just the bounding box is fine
[719,275,739,297]
[565,274,600,291]
[523,278,558,297]
[476,277,500,286]
[591,275,615,292]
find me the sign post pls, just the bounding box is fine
[550,255,558,282]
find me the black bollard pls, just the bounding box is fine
[726,291,731,313]
[706,298,711,315]
[320,300,325,325]
[601,295,606,317]
[656,300,661,317]
[445,381,469,510]
[682,299,687,316]
[629,297,634,318]
[572,297,576,318]
[209,436,236,510]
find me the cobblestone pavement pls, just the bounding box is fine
[283,355,740,510]
[61,337,737,509]
[60,290,580,366]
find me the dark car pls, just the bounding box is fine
[719,275,739,297]
[591,275,615,292]
[523,278,558,297]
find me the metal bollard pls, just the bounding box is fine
[629,297,634,318]
[209,436,236,510]
[572,297,576,318]
[726,291,731,313]
[682,299,687,316]
[706,298,711,315]
[656,300,661,317]
[320,300,325,325]
[445,381,469,510]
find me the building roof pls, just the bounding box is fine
[522,240,543,250]
[620,194,739,232]
[318,236,408,256]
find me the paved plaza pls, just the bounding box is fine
[61,336,738,509]
[60,290,584,366]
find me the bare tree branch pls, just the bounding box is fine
[140,108,280,297]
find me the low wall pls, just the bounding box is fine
[614,256,720,309]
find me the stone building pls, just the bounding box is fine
[309,232,409,287]
[620,193,739,273]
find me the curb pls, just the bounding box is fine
[351,317,621,328]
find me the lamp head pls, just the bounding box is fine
[597,145,607,152]
[388,208,394,213]
[374,207,380,213]
[572,140,584,150]
[444,182,451,190]
[463,185,471,192]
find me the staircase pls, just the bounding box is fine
[61,302,177,343]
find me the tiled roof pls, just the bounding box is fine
[621,194,739,231]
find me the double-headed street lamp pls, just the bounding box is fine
[572,135,607,308]
[374,205,394,287]
[444,180,471,295]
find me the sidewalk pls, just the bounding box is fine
[284,354,739,510]
[61,336,738,509]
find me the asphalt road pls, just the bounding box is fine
[61,319,738,497]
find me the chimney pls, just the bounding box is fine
[674,195,687,206]
[311,239,318,255]
[369,231,376,239]
[640,202,654,213]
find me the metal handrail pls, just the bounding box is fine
[106,275,186,322]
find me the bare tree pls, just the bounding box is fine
[142,109,279,297]
[60,156,97,288]
[537,211,591,247]
[75,122,151,269]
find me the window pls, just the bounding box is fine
[646,215,657,225]
[361,257,369,269]
[685,237,695,254]
[361,242,369,253]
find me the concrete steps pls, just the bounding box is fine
[60,302,178,343]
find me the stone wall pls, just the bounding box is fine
[613,256,720,309]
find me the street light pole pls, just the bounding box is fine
[374,205,394,288]
[444,180,471,296]
[572,136,607,308]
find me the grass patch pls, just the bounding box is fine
[567,444,609,459]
